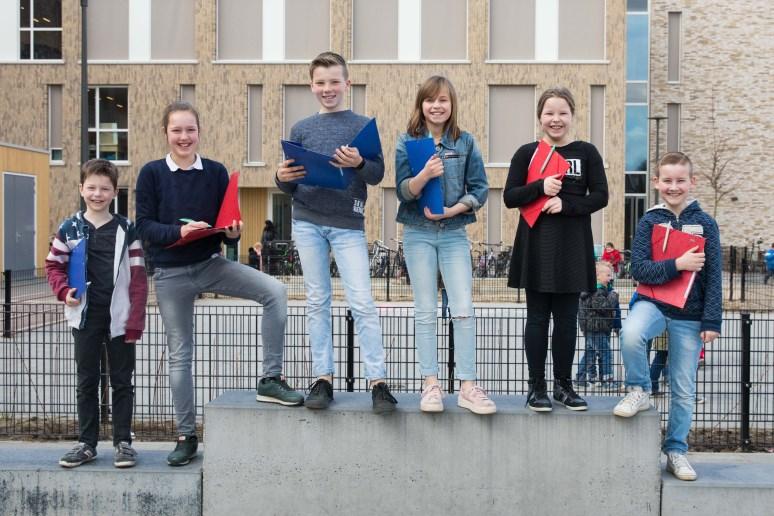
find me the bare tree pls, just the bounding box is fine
[698,94,739,218]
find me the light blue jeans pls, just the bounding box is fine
[402,226,476,380]
[292,220,386,381]
[154,255,288,436]
[621,300,703,454]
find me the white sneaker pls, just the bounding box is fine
[667,452,697,481]
[613,387,651,417]
[420,384,444,413]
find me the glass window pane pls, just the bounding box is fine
[98,88,128,129]
[99,132,128,161]
[667,12,681,81]
[50,148,63,161]
[625,173,647,194]
[489,0,534,60]
[353,0,398,60]
[33,31,61,59]
[626,14,648,81]
[88,131,97,159]
[625,105,648,171]
[590,85,605,158]
[285,0,330,60]
[20,31,31,59]
[20,0,31,28]
[627,0,648,12]
[626,82,648,103]
[49,85,63,148]
[152,0,196,59]
[489,85,535,163]
[34,0,61,27]
[422,0,466,59]
[284,85,321,139]
[88,0,129,59]
[558,0,605,60]
[88,88,96,128]
[218,0,262,59]
[248,85,262,162]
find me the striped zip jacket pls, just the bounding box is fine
[45,212,148,341]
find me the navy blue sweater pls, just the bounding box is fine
[630,200,722,332]
[135,158,237,267]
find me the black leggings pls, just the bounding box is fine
[524,290,579,380]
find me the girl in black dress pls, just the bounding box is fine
[504,87,608,412]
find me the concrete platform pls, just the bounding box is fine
[0,441,202,516]
[661,452,774,516]
[203,391,662,516]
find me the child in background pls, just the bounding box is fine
[503,87,608,412]
[615,152,722,481]
[576,261,619,389]
[275,52,397,413]
[601,242,622,276]
[395,76,495,414]
[136,101,303,467]
[46,159,148,468]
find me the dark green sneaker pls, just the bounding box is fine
[256,376,304,406]
[305,378,334,409]
[167,435,198,467]
[372,383,397,414]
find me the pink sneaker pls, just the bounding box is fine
[420,384,444,412]
[458,385,497,415]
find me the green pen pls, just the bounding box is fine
[179,218,211,228]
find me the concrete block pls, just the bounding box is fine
[0,442,201,516]
[204,391,661,516]
[661,453,774,516]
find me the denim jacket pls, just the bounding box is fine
[395,130,488,230]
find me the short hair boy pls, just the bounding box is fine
[614,152,722,481]
[46,159,148,468]
[275,51,396,413]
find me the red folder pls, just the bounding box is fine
[636,223,705,309]
[166,172,242,248]
[520,141,570,227]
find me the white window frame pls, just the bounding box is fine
[89,86,130,165]
[17,0,63,62]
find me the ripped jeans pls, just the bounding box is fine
[403,225,477,380]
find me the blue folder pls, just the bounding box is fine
[404,137,444,215]
[281,118,382,190]
[67,239,87,299]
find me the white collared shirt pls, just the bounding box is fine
[165,153,203,172]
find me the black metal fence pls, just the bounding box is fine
[2,303,772,450]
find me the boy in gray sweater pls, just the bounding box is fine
[276,51,396,413]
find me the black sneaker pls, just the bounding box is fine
[527,378,552,412]
[371,383,397,414]
[305,378,334,409]
[114,441,137,468]
[553,378,589,411]
[59,442,97,468]
[256,376,304,406]
[167,435,198,466]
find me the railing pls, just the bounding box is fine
[1,303,772,450]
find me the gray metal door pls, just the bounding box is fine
[3,174,36,271]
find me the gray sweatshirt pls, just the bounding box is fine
[276,110,384,230]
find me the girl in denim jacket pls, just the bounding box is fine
[395,76,495,415]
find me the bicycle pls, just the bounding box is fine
[369,240,391,278]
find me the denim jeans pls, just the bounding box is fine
[650,349,669,393]
[72,305,135,448]
[621,300,702,454]
[402,226,476,380]
[577,332,611,381]
[154,255,287,435]
[292,220,386,381]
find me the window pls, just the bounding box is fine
[489,0,605,61]
[180,84,196,104]
[111,187,129,217]
[247,85,263,163]
[667,12,681,82]
[589,85,606,160]
[625,105,648,172]
[19,0,62,60]
[382,188,398,248]
[283,85,320,138]
[218,0,330,61]
[48,84,63,162]
[487,189,502,246]
[350,85,366,114]
[87,0,194,61]
[352,0,466,61]
[488,86,535,164]
[88,87,128,162]
[667,103,680,152]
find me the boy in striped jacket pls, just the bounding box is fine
[46,159,148,469]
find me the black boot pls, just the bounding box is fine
[527,377,552,412]
[553,378,588,411]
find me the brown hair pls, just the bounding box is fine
[406,76,460,141]
[309,51,349,80]
[80,159,118,189]
[536,87,576,118]
[162,100,200,133]
[656,151,693,177]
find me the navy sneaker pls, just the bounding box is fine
[305,378,334,409]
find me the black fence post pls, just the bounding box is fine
[447,318,455,394]
[385,253,391,302]
[346,309,355,392]
[741,248,748,303]
[3,270,11,337]
[740,312,752,451]
[729,246,736,301]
